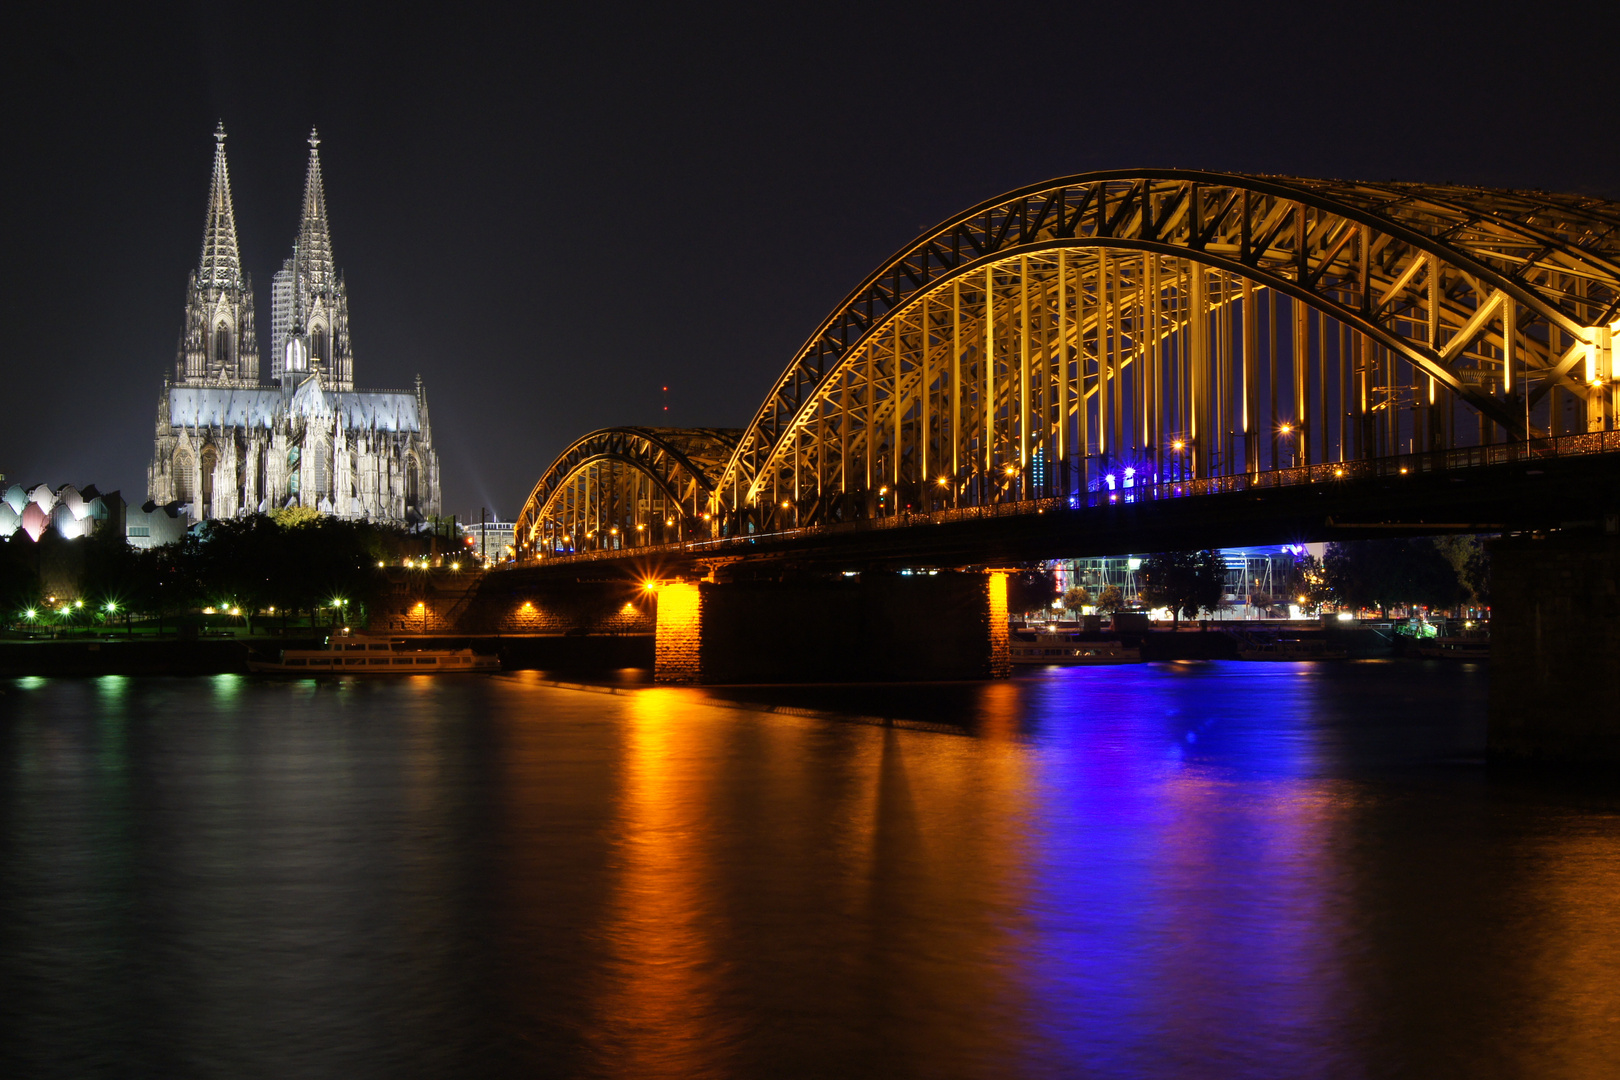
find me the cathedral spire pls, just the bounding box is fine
[198,122,245,291]
[295,127,335,292]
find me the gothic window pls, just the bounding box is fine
[406,456,420,508]
[214,321,230,368]
[315,439,331,498]
[288,446,301,499]
[174,450,195,503]
[311,326,328,366]
[200,446,217,512]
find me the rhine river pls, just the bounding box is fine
[3,663,1618,1079]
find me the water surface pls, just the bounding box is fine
[3,663,1618,1078]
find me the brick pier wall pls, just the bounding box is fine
[1489,531,1620,763]
[655,571,1009,684]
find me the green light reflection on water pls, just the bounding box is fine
[212,673,242,703]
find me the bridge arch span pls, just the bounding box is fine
[515,427,740,556]
[712,170,1620,534]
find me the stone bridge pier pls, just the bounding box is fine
[1489,527,1620,764]
[653,570,1011,684]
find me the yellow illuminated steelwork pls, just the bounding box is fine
[517,171,1620,553]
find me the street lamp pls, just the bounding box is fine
[1278,422,1299,468]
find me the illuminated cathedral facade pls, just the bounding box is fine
[147,125,440,522]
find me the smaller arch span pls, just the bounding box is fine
[515,427,741,557]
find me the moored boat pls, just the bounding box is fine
[1414,636,1491,660]
[1010,629,1143,665]
[248,633,501,674]
[1236,638,1348,661]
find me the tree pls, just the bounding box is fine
[1096,584,1125,612]
[1434,535,1491,609]
[1061,585,1092,611]
[1138,550,1225,627]
[270,506,322,528]
[1322,538,1465,616]
[1279,553,1331,613]
[1006,568,1058,617]
[1464,541,1491,609]
[0,534,42,617]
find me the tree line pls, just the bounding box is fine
[1,511,425,630]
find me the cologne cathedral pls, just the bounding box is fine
[147,125,441,523]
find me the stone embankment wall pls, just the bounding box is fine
[368,570,655,637]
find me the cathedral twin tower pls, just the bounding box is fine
[147,125,440,523]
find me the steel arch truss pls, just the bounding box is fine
[714,170,1620,533]
[515,427,740,556]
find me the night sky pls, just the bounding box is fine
[5,0,1616,520]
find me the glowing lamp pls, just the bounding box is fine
[937,477,949,486]
[1171,439,1184,452]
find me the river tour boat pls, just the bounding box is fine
[248,633,501,674]
[1009,629,1143,665]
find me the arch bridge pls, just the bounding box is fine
[518,170,1620,565]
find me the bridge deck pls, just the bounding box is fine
[508,433,1620,576]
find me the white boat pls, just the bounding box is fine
[1009,630,1142,665]
[248,633,501,674]
[1236,638,1348,661]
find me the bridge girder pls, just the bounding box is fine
[712,171,1620,533]
[515,427,740,555]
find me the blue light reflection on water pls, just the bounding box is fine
[1011,664,1359,1077]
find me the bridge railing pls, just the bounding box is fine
[517,429,1620,568]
